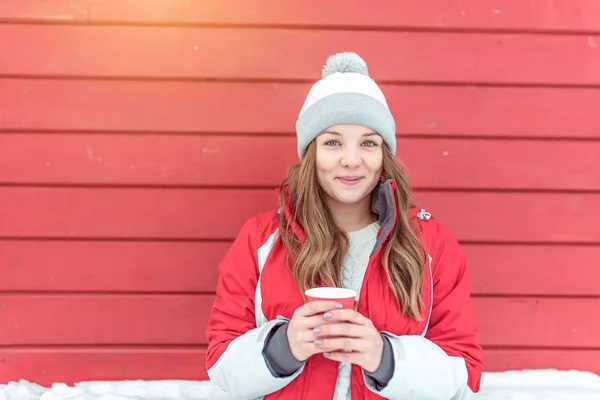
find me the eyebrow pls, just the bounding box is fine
[321,130,378,137]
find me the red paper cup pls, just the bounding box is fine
[305,287,357,310]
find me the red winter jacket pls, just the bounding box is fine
[205,180,483,399]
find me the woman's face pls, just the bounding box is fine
[314,124,384,207]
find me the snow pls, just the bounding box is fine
[0,380,241,400]
[2,370,600,400]
[475,370,600,400]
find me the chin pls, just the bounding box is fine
[329,189,371,206]
[320,179,378,206]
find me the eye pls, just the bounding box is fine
[362,140,378,147]
[324,140,341,146]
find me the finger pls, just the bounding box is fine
[314,322,367,338]
[323,350,361,364]
[290,327,318,344]
[303,314,334,330]
[289,303,344,333]
[323,309,370,325]
[292,312,338,332]
[296,300,342,318]
[295,321,364,346]
[317,337,369,352]
[299,340,340,357]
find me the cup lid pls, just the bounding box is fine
[305,287,357,299]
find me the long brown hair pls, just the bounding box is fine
[277,141,427,320]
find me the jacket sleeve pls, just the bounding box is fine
[364,219,484,400]
[205,218,303,398]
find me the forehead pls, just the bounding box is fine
[320,124,378,136]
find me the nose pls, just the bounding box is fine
[340,146,361,168]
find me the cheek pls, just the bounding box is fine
[315,165,327,187]
[366,153,383,176]
[315,155,326,186]
[315,150,337,177]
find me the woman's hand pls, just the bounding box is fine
[286,300,344,362]
[314,309,384,373]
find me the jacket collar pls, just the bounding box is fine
[278,179,399,253]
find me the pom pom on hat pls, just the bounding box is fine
[322,52,369,78]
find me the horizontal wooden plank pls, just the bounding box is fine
[1,0,600,32]
[2,242,599,297]
[0,187,597,242]
[2,25,600,85]
[474,298,600,347]
[0,241,228,293]
[0,187,274,240]
[0,295,213,345]
[2,296,599,348]
[1,134,598,190]
[2,348,599,387]
[466,245,600,296]
[2,80,599,139]
[416,192,599,243]
[483,349,600,374]
[0,348,208,386]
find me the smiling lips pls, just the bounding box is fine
[337,176,363,186]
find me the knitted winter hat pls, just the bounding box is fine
[295,52,396,159]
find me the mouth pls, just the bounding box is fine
[336,176,363,186]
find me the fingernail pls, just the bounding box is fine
[324,312,332,320]
[324,352,331,357]
[334,303,343,309]
[314,339,323,345]
[312,327,321,334]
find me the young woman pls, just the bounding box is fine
[205,52,483,400]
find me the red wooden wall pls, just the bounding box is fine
[1,1,599,386]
